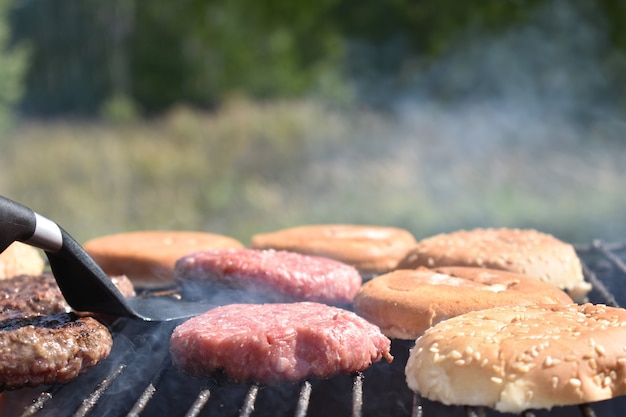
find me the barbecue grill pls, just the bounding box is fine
[3,239,626,417]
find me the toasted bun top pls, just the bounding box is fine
[250,224,417,275]
[84,231,244,287]
[406,303,626,413]
[353,266,573,339]
[398,228,590,300]
[0,242,45,280]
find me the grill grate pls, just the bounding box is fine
[4,239,626,417]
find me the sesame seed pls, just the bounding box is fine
[544,356,554,367]
[449,350,462,360]
[569,378,582,388]
[513,363,531,373]
[491,377,503,384]
[595,345,606,357]
[551,376,559,389]
[455,359,466,366]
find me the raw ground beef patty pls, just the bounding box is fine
[169,302,393,384]
[174,249,362,305]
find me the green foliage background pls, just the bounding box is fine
[7,0,626,116]
[2,0,626,246]
[0,0,27,131]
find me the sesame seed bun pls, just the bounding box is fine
[0,242,45,280]
[397,228,590,300]
[353,267,573,340]
[406,303,626,413]
[83,231,244,288]
[249,224,417,277]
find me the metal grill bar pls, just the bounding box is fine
[411,393,423,417]
[18,389,58,417]
[126,383,156,417]
[581,261,620,307]
[72,364,126,417]
[239,385,259,417]
[580,404,598,417]
[294,381,312,417]
[184,388,211,417]
[351,372,363,417]
[125,352,172,417]
[465,406,486,417]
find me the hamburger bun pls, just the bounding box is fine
[398,228,590,300]
[250,224,417,277]
[353,266,573,339]
[406,303,626,413]
[0,242,45,279]
[83,231,244,288]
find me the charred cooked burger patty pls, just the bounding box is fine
[0,313,113,389]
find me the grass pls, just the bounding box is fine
[1,97,626,246]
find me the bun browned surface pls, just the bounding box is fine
[397,228,591,300]
[249,224,417,277]
[353,266,573,340]
[0,242,45,280]
[406,303,626,413]
[83,231,244,288]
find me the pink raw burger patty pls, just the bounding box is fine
[174,249,362,304]
[169,302,393,384]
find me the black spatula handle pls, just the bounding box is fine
[0,196,63,253]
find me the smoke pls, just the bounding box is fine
[296,0,626,244]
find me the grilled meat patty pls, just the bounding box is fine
[174,249,362,305]
[170,302,392,384]
[0,313,113,389]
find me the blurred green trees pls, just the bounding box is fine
[0,0,27,131]
[6,0,626,116]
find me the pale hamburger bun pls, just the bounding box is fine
[249,224,417,277]
[398,228,591,300]
[353,266,573,340]
[406,303,626,413]
[83,231,244,288]
[0,242,45,279]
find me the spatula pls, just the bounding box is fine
[0,195,214,321]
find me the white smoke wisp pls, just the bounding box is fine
[298,0,626,243]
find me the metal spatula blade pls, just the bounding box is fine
[0,195,214,321]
